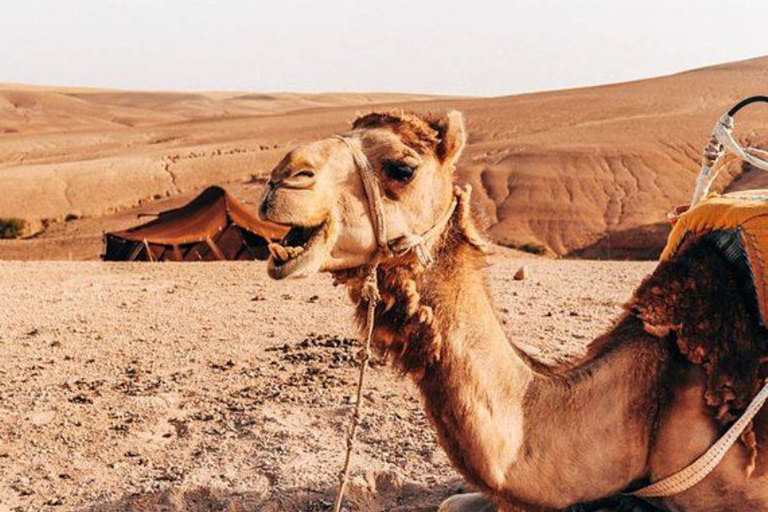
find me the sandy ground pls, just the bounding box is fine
[0,253,656,511]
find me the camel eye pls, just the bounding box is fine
[383,161,416,182]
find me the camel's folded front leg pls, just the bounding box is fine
[439,492,565,512]
[438,492,497,512]
[566,496,664,512]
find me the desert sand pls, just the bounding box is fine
[2,57,768,259]
[0,252,656,511]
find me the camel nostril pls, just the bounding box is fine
[282,168,317,188]
[294,170,315,179]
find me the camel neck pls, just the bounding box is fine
[409,239,666,506]
[415,240,536,491]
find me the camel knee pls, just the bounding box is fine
[439,492,498,512]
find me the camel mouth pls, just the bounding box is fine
[267,220,328,279]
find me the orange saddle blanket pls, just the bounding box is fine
[663,190,768,328]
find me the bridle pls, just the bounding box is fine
[334,135,459,267]
[330,134,459,512]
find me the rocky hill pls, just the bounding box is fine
[1,57,767,259]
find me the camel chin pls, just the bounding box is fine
[266,220,329,279]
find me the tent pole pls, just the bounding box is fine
[143,239,156,262]
[206,237,226,261]
[127,243,143,262]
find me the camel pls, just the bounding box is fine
[258,110,768,511]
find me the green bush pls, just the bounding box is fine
[0,218,28,239]
[509,241,547,255]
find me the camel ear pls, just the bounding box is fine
[431,110,466,168]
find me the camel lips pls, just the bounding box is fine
[268,223,326,264]
[268,242,304,263]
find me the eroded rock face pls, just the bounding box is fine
[2,57,768,259]
[453,56,768,257]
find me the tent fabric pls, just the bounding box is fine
[102,186,287,262]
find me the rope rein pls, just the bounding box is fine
[630,379,768,498]
[331,135,459,512]
[331,260,380,512]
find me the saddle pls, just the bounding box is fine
[630,99,768,486]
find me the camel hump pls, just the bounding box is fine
[631,195,768,463]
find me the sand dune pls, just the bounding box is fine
[1,57,768,259]
[0,84,441,134]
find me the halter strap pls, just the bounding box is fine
[334,135,458,267]
[335,136,389,251]
[330,134,457,512]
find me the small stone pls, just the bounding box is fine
[513,265,530,281]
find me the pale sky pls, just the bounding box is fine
[1,0,766,96]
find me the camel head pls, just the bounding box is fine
[259,110,467,279]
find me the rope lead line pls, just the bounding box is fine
[631,380,768,498]
[330,134,459,511]
[331,264,379,512]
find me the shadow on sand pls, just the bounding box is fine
[568,222,671,260]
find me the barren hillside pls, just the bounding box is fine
[1,57,768,259]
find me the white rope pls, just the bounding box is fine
[715,115,768,172]
[690,114,768,207]
[335,136,389,251]
[388,196,458,267]
[631,380,768,498]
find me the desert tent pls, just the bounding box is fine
[102,186,287,261]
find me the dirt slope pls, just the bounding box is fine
[0,84,440,134]
[1,57,768,259]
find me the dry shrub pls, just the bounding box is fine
[0,217,27,239]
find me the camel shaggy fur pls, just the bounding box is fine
[259,110,768,511]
